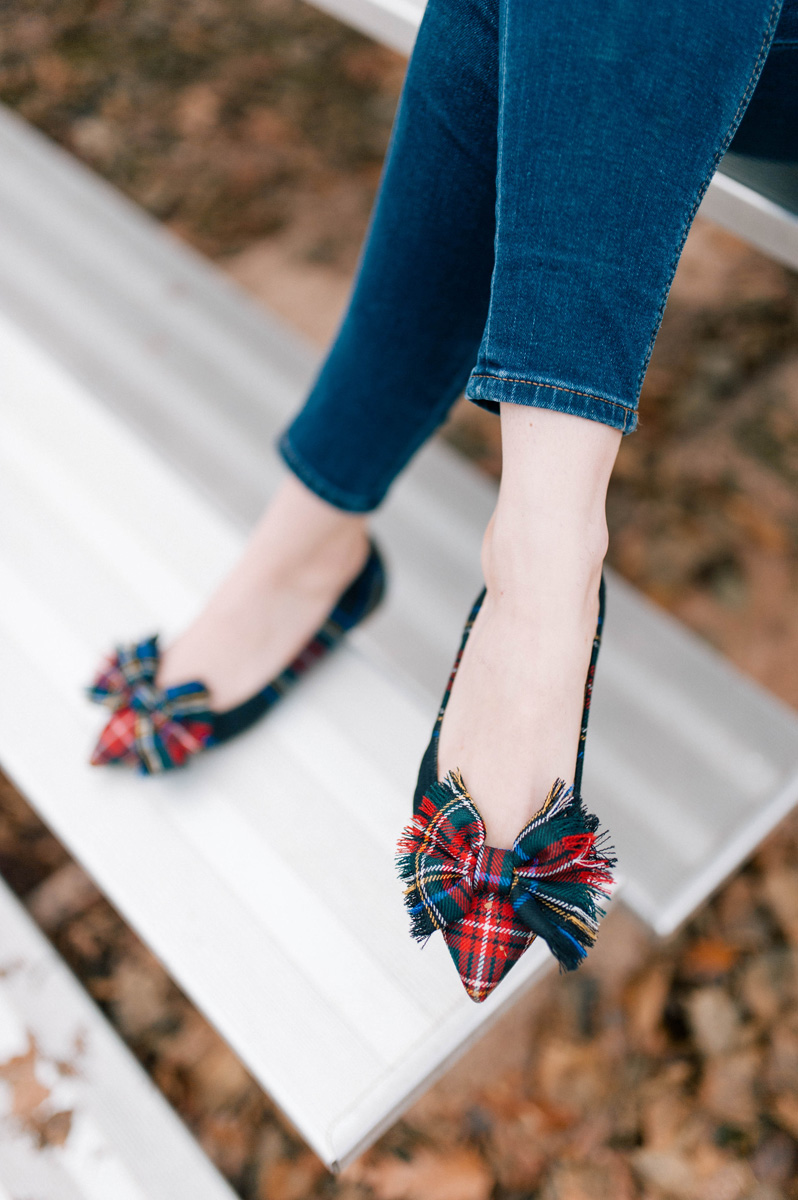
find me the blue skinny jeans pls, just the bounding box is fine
[278,0,797,512]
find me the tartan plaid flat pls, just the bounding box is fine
[397,575,615,1003]
[87,540,386,774]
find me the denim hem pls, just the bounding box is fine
[277,431,384,513]
[465,372,638,434]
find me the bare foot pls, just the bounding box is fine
[437,404,619,848]
[157,474,370,710]
[437,523,604,847]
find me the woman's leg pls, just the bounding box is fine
[158,475,372,707]
[438,407,620,848]
[438,0,784,846]
[277,0,501,511]
[159,0,502,703]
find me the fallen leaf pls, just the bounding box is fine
[540,1156,636,1200]
[0,1038,50,1122]
[739,949,798,1025]
[750,1130,798,1186]
[640,1088,692,1152]
[25,861,101,932]
[771,1093,798,1139]
[681,938,740,983]
[0,1036,73,1148]
[535,1038,613,1118]
[761,870,798,945]
[103,957,173,1038]
[624,964,671,1052]
[685,988,743,1056]
[192,1044,252,1110]
[348,1147,492,1200]
[37,1107,73,1149]
[699,1050,761,1125]
[175,83,221,137]
[763,1012,798,1094]
[258,1151,327,1200]
[488,1102,549,1191]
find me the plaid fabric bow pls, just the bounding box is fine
[87,636,215,774]
[397,770,615,1002]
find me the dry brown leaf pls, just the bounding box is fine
[698,1049,761,1125]
[258,1151,326,1200]
[725,494,789,553]
[155,1011,218,1071]
[680,938,740,983]
[640,1088,692,1152]
[685,988,743,1056]
[104,957,172,1038]
[761,869,798,944]
[192,1044,252,1111]
[0,1038,50,1121]
[540,1156,636,1200]
[750,1130,798,1187]
[348,1147,492,1200]
[771,1092,798,1139]
[632,1146,754,1200]
[739,949,798,1025]
[534,1040,611,1116]
[175,83,222,138]
[36,1107,73,1149]
[25,861,101,933]
[623,964,671,1052]
[691,1158,754,1200]
[488,1101,550,1191]
[632,1148,698,1198]
[199,1113,250,1180]
[0,1036,73,1148]
[30,53,73,95]
[763,1012,798,1095]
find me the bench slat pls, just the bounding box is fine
[0,877,238,1200]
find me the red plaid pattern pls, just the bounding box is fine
[442,894,535,1003]
[398,769,615,1002]
[87,541,386,773]
[88,637,214,774]
[404,574,613,1001]
[398,772,536,1002]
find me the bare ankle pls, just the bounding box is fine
[288,520,371,595]
[481,507,607,606]
[236,474,370,590]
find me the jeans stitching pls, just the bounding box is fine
[634,0,785,396]
[482,0,511,363]
[470,372,636,415]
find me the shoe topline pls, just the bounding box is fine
[87,540,386,774]
[397,574,615,1002]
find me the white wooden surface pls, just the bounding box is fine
[702,170,798,274]
[0,314,555,1168]
[1,105,798,1166]
[0,876,239,1200]
[312,0,424,54]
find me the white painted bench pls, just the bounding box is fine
[1,101,798,1172]
[0,875,238,1200]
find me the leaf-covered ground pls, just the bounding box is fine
[1,1,798,1197]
